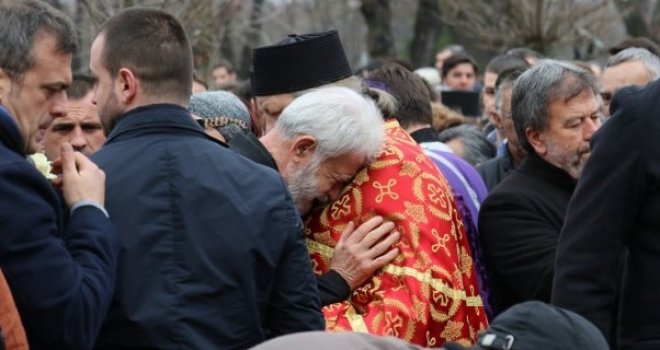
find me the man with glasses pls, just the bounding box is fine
[481,54,529,151]
[477,66,529,191]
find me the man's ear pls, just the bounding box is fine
[490,111,503,130]
[116,68,137,105]
[290,135,317,163]
[526,127,546,155]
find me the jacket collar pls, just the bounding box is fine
[0,106,24,156]
[520,152,577,192]
[228,132,278,171]
[105,103,209,145]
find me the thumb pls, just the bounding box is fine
[60,142,77,175]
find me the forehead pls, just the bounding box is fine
[29,33,72,81]
[257,94,295,110]
[213,67,230,75]
[547,90,598,120]
[448,63,475,74]
[484,71,498,86]
[601,60,649,89]
[59,93,98,121]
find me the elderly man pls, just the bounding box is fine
[479,60,601,315]
[0,1,117,349]
[89,8,323,349]
[42,74,105,159]
[231,31,400,308]
[239,31,487,346]
[600,47,660,118]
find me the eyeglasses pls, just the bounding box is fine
[499,110,512,119]
[600,91,613,104]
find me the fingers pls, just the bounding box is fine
[72,151,96,172]
[367,230,400,259]
[337,221,356,244]
[346,216,384,244]
[60,143,76,175]
[371,246,400,270]
[361,220,396,248]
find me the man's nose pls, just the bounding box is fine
[69,127,87,150]
[50,91,67,119]
[583,117,599,141]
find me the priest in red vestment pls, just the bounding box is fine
[305,120,488,347]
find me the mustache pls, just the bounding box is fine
[578,143,591,155]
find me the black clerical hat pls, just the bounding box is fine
[252,30,353,96]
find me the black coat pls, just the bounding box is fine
[92,105,324,350]
[477,146,516,191]
[553,81,660,350]
[479,152,576,315]
[229,132,351,306]
[0,107,117,350]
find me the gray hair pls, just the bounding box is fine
[512,59,599,154]
[495,68,528,113]
[607,47,660,80]
[0,0,77,82]
[277,86,385,162]
[438,125,495,166]
[293,76,398,119]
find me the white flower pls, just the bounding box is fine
[28,152,56,179]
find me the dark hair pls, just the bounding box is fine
[442,53,479,79]
[212,59,235,74]
[438,124,495,166]
[0,0,77,82]
[506,47,544,62]
[368,63,432,129]
[485,54,530,75]
[192,71,208,89]
[97,7,192,101]
[67,74,96,100]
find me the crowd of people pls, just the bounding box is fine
[1,1,660,349]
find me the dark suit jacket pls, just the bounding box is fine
[479,152,576,315]
[93,105,323,350]
[553,82,660,349]
[477,145,516,191]
[0,107,117,350]
[229,132,351,306]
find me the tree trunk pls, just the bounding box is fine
[360,0,395,61]
[410,0,441,68]
[238,0,264,79]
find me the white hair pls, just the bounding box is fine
[608,47,660,80]
[276,86,385,162]
[293,76,398,118]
